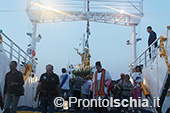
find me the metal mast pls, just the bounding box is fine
[26,0,144,69]
[131,24,137,65]
[86,0,90,49]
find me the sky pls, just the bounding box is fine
[0,0,170,80]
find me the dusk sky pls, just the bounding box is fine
[0,0,170,79]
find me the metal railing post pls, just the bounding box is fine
[151,45,154,62]
[144,51,147,67]
[24,54,27,63]
[18,48,21,64]
[138,56,140,65]
[10,42,13,60]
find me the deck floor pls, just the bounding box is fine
[16,106,154,113]
[17,109,153,113]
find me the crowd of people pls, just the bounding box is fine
[0,26,157,113]
[0,60,145,113]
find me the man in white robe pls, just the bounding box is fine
[91,61,112,113]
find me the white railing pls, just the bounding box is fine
[129,36,161,69]
[0,30,37,65]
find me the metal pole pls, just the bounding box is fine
[18,49,21,64]
[84,0,86,12]
[10,42,13,60]
[86,0,90,49]
[31,22,38,73]
[131,24,137,66]
[83,33,85,52]
[144,51,147,66]
[24,54,27,63]
[32,22,37,53]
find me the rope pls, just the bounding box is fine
[0,34,2,44]
[0,33,2,52]
[159,35,170,74]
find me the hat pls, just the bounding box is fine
[95,61,102,67]
[135,66,141,70]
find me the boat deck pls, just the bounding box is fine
[16,107,153,113]
[17,110,153,113]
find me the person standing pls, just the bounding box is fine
[59,68,72,111]
[147,26,158,58]
[117,73,124,84]
[114,73,125,111]
[34,64,60,113]
[3,61,24,113]
[131,66,143,113]
[116,73,125,95]
[117,74,133,113]
[91,61,112,113]
[72,72,85,110]
[82,75,92,110]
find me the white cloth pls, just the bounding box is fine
[0,44,10,95]
[92,70,111,82]
[60,73,72,90]
[92,69,112,98]
[132,72,143,83]
[82,80,92,95]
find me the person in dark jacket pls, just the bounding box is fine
[3,61,24,113]
[147,26,158,58]
[34,64,60,113]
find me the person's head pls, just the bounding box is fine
[124,74,130,82]
[85,75,90,80]
[120,73,124,80]
[62,68,67,73]
[46,64,53,75]
[95,61,102,71]
[9,61,17,70]
[75,71,80,77]
[147,26,152,33]
[135,66,142,72]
